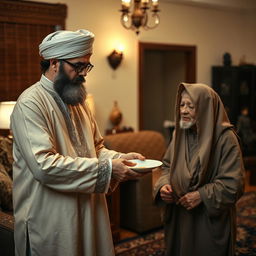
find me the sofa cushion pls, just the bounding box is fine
[0,164,13,211]
[104,130,166,160]
[0,136,13,177]
[104,130,167,233]
[0,136,13,211]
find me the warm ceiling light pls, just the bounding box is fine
[120,0,160,35]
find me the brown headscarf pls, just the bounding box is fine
[169,83,233,197]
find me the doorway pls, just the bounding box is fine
[139,42,196,142]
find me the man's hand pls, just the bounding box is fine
[160,184,175,204]
[111,158,143,182]
[178,191,202,210]
[120,152,145,161]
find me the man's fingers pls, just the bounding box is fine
[126,169,140,177]
[123,160,136,167]
[121,153,146,161]
[132,153,146,160]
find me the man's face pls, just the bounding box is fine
[179,91,196,129]
[61,54,92,80]
[53,55,92,106]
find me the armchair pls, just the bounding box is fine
[104,130,166,233]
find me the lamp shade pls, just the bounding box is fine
[0,101,16,129]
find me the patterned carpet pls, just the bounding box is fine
[115,191,256,256]
[236,191,256,255]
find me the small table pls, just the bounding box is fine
[105,126,134,135]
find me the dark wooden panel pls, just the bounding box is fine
[0,0,67,101]
[0,0,66,26]
[212,66,256,125]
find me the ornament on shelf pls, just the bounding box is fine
[106,101,134,135]
[223,52,232,66]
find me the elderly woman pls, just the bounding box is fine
[154,83,245,256]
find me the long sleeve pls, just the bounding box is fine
[153,143,171,204]
[11,97,116,194]
[198,130,245,216]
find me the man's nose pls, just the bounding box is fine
[79,69,87,76]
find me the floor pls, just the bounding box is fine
[119,228,138,241]
[119,170,256,241]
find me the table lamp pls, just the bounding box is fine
[0,101,16,138]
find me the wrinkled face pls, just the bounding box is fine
[179,91,196,129]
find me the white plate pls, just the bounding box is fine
[128,159,163,173]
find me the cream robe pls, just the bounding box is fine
[11,75,119,256]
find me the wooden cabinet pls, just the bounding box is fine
[212,65,256,125]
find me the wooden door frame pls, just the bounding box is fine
[138,42,197,130]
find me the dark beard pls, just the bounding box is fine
[53,62,87,106]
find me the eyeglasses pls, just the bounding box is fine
[61,59,94,74]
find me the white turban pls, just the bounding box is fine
[39,29,95,60]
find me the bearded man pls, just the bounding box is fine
[154,83,245,256]
[11,29,145,256]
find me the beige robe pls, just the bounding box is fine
[11,75,119,256]
[154,83,245,256]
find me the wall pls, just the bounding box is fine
[142,51,185,131]
[28,0,256,134]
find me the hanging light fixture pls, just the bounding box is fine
[120,0,160,35]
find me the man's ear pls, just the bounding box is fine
[50,59,59,73]
[50,59,58,67]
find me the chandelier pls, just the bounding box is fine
[120,0,160,35]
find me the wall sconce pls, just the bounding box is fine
[107,50,123,70]
[0,101,16,138]
[120,0,160,35]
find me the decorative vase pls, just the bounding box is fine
[109,101,122,129]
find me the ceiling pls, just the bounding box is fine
[163,0,256,12]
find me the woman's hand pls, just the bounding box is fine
[178,191,202,210]
[160,184,175,204]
